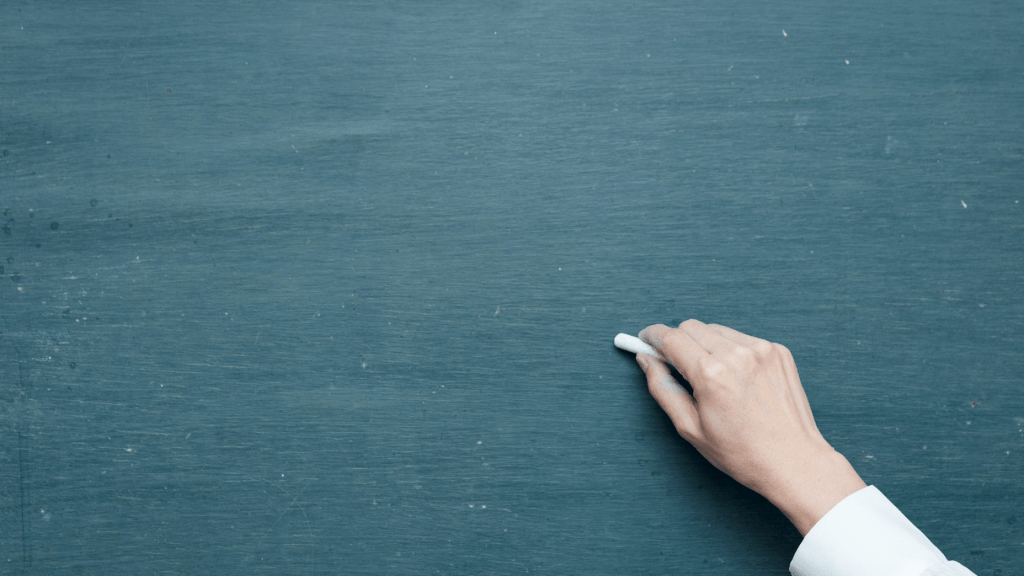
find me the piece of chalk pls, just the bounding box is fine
[614,333,667,362]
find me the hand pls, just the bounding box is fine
[637,320,866,536]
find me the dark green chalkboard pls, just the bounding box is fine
[1,1,1022,574]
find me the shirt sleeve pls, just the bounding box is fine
[789,485,976,576]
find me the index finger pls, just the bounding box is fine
[638,324,708,389]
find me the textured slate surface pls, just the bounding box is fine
[1,1,1022,574]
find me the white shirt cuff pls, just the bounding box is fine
[789,485,974,576]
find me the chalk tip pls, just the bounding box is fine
[613,333,667,362]
[613,333,633,348]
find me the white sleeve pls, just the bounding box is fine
[789,485,977,576]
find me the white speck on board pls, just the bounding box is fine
[782,30,787,37]
[885,136,898,154]
[845,59,850,65]
[961,200,967,208]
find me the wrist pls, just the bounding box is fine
[766,449,867,536]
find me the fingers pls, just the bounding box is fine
[676,319,743,358]
[638,324,707,386]
[640,320,786,398]
[705,323,762,348]
[637,353,701,441]
[707,322,786,367]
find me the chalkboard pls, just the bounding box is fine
[1,1,1022,574]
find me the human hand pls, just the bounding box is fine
[636,320,866,536]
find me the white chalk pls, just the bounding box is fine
[614,333,667,362]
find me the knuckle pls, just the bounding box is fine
[697,356,726,380]
[751,340,775,357]
[773,343,792,358]
[680,319,701,330]
[732,345,756,364]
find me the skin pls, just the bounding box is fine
[636,319,866,537]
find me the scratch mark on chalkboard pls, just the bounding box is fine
[742,94,838,104]
[18,431,32,568]
[11,345,33,567]
[249,479,316,572]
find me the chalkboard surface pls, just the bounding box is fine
[2,1,1022,574]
